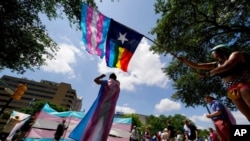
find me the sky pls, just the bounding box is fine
[2,0,249,130]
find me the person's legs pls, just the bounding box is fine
[214,120,230,141]
[236,83,250,121]
[228,82,250,121]
[232,97,250,121]
[54,134,61,141]
[240,85,250,109]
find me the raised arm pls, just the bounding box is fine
[177,57,217,70]
[94,74,106,85]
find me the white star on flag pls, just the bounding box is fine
[118,32,128,44]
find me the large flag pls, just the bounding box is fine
[81,3,143,71]
[81,3,110,58]
[6,111,31,141]
[24,103,132,141]
[105,19,143,72]
[69,79,120,141]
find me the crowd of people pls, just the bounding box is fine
[130,119,215,141]
[129,93,237,141]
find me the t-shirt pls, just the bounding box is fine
[161,132,168,141]
[184,124,197,140]
[167,125,175,138]
[130,129,139,139]
[210,100,227,121]
[55,123,66,136]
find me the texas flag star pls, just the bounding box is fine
[117,32,128,44]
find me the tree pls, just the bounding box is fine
[151,0,250,108]
[0,0,97,74]
[20,100,66,116]
[146,114,200,137]
[146,114,167,135]
[123,113,142,128]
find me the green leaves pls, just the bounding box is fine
[151,0,250,108]
[0,0,96,74]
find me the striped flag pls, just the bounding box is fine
[81,3,110,59]
[105,19,143,72]
[81,3,143,71]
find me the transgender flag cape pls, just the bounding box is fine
[69,79,120,141]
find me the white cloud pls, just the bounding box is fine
[155,98,181,113]
[41,43,82,78]
[97,38,171,91]
[189,113,211,123]
[116,105,136,114]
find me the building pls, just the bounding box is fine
[0,75,82,129]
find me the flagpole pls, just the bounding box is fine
[112,18,178,58]
[62,112,73,140]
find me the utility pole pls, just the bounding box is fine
[0,88,14,116]
[0,97,13,116]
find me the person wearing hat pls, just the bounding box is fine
[161,128,168,141]
[177,44,250,121]
[204,95,233,141]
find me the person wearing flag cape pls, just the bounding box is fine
[69,73,120,141]
[204,95,235,141]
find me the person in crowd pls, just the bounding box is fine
[161,128,168,141]
[69,73,120,141]
[144,127,151,141]
[208,127,219,141]
[167,121,175,141]
[0,115,20,141]
[130,126,139,141]
[152,133,157,141]
[177,44,250,121]
[156,131,162,141]
[175,130,184,141]
[204,95,233,141]
[54,118,68,141]
[183,120,198,141]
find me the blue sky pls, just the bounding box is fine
[2,0,248,130]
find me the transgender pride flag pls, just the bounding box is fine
[81,3,110,59]
[82,3,143,71]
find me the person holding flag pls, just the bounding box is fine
[69,73,120,141]
[177,44,250,121]
[204,95,234,141]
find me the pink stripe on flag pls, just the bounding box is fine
[86,6,106,56]
[86,6,94,54]
[95,13,105,56]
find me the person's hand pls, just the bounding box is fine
[206,114,212,118]
[100,74,106,77]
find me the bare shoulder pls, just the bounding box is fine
[230,51,244,60]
